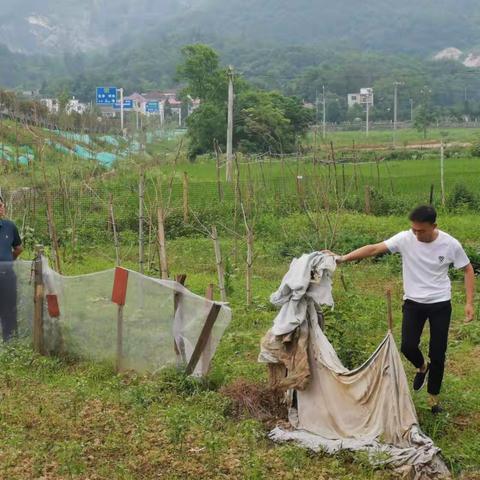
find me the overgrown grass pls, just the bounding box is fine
[4,210,479,479]
[1,124,480,478]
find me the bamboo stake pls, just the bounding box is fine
[211,225,227,302]
[109,193,120,266]
[364,185,371,215]
[214,139,223,201]
[183,171,189,223]
[246,227,254,306]
[174,274,187,364]
[116,305,124,372]
[38,145,61,272]
[386,289,393,333]
[157,206,169,279]
[33,245,45,355]
[200,283,215,374]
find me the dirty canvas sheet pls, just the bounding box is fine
[261,252,450,479]
[269,317,450,478]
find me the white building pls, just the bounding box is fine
[40,98,59,114]
[348,88,374,109]
[66,97,88,115]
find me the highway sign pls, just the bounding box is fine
[146,101,160,113]
[113,99,133,109]
[96,87,117,105]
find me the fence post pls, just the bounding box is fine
[157,207,169,279]
[112,267,129,373]
[211,225,227,303]
[386,289,393,333]
[183,171,189,223]
[364,185,371,215]
[246,228,254,306]
[185,300,222,376]
[200,283,215,374]
[33,244,45,355]
[174,274,187,364]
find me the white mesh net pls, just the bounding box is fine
[3,259,231,376]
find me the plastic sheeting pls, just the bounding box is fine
[5,259,231,376]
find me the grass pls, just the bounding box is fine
[3,209,480,479]
[310,126,480,148]
[1,124,480,478]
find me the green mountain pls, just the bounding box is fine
[3,0,480,105]
[0,0,204,54]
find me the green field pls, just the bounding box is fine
[310,126,480,148]
[1,127,480,479]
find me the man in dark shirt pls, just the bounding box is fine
[0,195,23,341]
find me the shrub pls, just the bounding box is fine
[447,183,478,211]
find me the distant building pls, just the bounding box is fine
[40,98,59,114]
[66,97,88,115]
[348,88,374,109]
[125,92,147,114]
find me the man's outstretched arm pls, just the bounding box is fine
[335,242,390,264]
[464,263,475,323]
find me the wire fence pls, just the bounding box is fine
[3,154,479,256]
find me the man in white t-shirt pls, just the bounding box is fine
[333,205,475,413]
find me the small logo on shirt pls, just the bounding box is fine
[438,256,445,264]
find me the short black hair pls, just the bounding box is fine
[409,205,437,224]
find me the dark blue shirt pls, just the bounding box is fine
[0,219,22,261]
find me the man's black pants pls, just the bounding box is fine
[0,266,17,342]
[401,299,451,396]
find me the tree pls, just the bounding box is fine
[178,44,312,159]
[414,87,436,138]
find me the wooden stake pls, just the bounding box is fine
[214,139,223,201]
[109,193,121,266]
[185,302,222,375]
[33,245,45,355]
[40,153,61,273]
[364,185,371,215]
[246,228,254,306]
[387,289,393,333]
[174,274,187,364]
[157,206,169,279]
[183,171,189,223]
[200,284,215,374]
[330,141,339,201]
[116,305,124,372]
[211,225,227,302]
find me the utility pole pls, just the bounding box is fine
[226,65,234,182]
[119,88,124,134]
[393,81,402,147]
[410,98,414,123]
[322,84,326,139]
[366,100,370,137]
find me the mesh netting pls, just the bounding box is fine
[0,261,35,340]
[3,259,231,376]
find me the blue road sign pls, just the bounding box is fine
[96,87,117,105]
[146,101,160,113]
[113,99,133,109]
